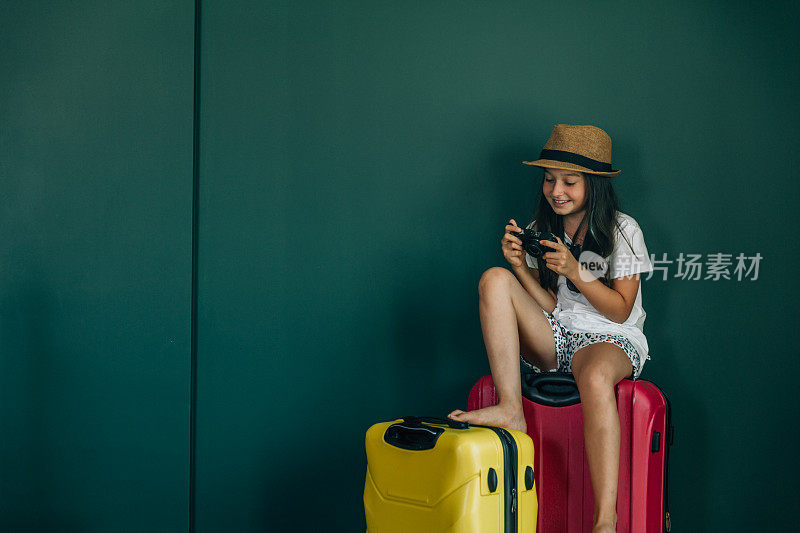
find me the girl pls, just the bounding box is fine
[448,124,653,533]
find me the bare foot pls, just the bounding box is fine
[448,403,527,433]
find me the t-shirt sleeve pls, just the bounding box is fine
[524,220,538,269]
[608,221,653,279]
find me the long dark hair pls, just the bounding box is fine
[531,169,629,293]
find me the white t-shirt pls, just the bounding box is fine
[525,212,654,361]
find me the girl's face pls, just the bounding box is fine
[542,168,588,215]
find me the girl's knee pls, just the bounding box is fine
[478,267,514,296]
[573,361,617,397]
[572,344,631,393]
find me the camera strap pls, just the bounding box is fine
[566,212,587,257]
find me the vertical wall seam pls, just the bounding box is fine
[189,0,202,530]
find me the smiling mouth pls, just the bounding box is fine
[553,199,570,206]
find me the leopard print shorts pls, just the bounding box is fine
[520,308,644,380]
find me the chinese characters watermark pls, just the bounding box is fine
[574,251,763,282]
[645,252,762,281]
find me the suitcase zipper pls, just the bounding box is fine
[661,390,674,532]
[484,427,518,533]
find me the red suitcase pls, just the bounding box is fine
[467,370,673,533]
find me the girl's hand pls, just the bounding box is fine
[541,237,580,280]
[501,219,526,268]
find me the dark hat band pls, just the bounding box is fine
[539,149,613,173]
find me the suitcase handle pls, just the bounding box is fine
[521,371,582,406]
[402,416,469,430]
[383,416,467,451]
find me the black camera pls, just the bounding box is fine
[512,228,560,259]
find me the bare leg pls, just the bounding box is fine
[570,342,633,533]
[448,267,558,432]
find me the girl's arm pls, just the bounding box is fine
[570,266,640,324]
[539,237,639,324]
[512,262,558,314]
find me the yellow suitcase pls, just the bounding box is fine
[364,416,537,532]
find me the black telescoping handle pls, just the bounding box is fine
[521,371,582,406]
[402,415,469,430]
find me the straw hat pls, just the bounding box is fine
[522,124,620,177]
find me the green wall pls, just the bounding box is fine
[0,1,194,530]
[2,1,798,531]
